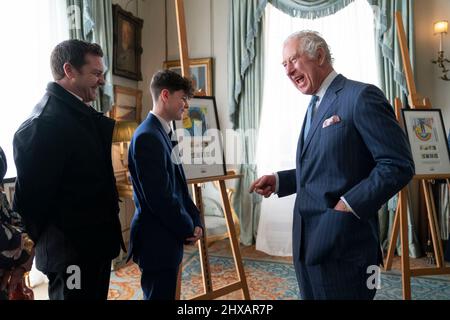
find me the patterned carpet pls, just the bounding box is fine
[108,251,450,300]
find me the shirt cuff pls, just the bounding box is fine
[340,196,360,219]
[274,172,280,194]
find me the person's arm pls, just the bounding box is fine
[277,169,297,197]
[182,196,203,245]
[342,85,415,221]
[131,133,194,242]
[185,197,202,229]
[250,169,296,198]
[13,118,65,242]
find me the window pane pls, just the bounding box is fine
[256,0,379,256]
[0,1,69,179]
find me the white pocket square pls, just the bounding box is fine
[322,115,341,128]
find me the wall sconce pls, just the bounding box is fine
[432,20,450,81]
[112,121,138,166]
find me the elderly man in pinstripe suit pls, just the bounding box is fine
[250,31,414,300]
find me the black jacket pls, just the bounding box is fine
[13,82,123,273]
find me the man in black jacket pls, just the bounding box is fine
[13,40,124,300]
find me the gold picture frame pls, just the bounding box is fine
[163,58,213,96]
[110,85,143,123]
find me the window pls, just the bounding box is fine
[0,1,68,179]
[256,0,379,256]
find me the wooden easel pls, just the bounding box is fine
[173,0,250,300]
[384,11,450,300]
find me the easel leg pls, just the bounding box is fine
[176,264,182,300]
[422,180,444,268]
[399,188,412,300]
[385,200,400,271]
[426,181,444,266]
[193,184,213,294]
[218,180,251,300]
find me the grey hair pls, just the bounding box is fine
[284,30,333,65]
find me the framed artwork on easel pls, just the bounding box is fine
[402,109,450,176]
[173,96,226,180]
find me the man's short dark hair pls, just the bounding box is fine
[150,70,194,101]
[51,40,104,80]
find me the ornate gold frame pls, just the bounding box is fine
[163,58,213,96]
[110,85,143,123]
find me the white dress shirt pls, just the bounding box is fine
[65,88,94,108]
[151,111,172,136]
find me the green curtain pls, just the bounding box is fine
[229,0,266,245]
[369,0,421,258]
[66,0,114,113]
[368,0,413,103]
[270,0,355,18]
[229,0,357,245]
[229,0,357,125]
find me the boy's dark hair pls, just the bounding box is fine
[150,70,194,101]
[51,40,104,80]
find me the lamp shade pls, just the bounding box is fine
[434,20,448,34]
[112,121,138,143]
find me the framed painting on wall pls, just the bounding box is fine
[110,85,143,123]
[113,4,143,81]
[173,96,226,180]
[163,58,213,96]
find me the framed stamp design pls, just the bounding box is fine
[402,109,450,176]
[173,97,226,180]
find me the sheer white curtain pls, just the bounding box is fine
[0,1,69,290]
[0,0,69,179]
[256,0,380,256]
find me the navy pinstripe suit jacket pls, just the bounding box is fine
[278,74,414,267]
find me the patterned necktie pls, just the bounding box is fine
[303,95,319,142]
[168,130,178,148]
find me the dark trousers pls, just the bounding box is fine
[0,290,7,300]
[140,267,178,300]
[295,259,377,300]
[46,259,112,300]
[0,270,7,300]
